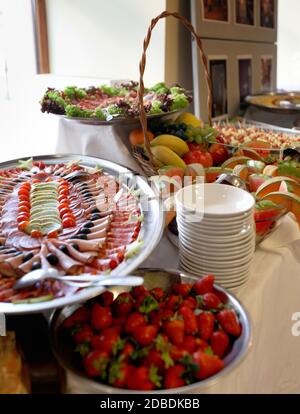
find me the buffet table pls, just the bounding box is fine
[66,214,300,394]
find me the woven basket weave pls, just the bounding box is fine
[132,11,213,176]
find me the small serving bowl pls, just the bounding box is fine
[49,268,252,394]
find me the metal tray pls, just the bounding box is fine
[245,92,300,114]
[50,268,252,394]
[54,109,182,126]
[0,154,164,315]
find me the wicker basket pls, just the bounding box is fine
[132,11,213,177]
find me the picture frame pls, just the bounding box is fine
[237,55,253,102]
[235,0,255,26]
[260,0,275,29]
[208,56,229,119]
[260,55,273,91]
[191,0,277,43]
[201,0,230,24]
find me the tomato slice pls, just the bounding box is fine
[18,194,30,202]
[58,202,69,211]
[58,195,69,204]
[31,230,42,238]
[47,230,58,238]
[18,220,30,231]
[59,207,71,217]
[32,179,41,184]
[18,206,30,214]
[62,217,75,228]
[17,214,30,223]
[59,188,69,196]
[18,201,31,209]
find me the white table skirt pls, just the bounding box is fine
[56,119,300,393]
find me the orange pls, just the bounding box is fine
[256,176,300,198]
[129,128,154,146]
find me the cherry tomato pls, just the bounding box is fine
[183,150,213,168]
[18,206,30,214]
[31,230,42,238]
[47,230,58,238]
[59,188,69,196]
[62,213,75,222]
[20,182,31,190]
[59,207,71,217]
[18,194,30,202]
[18,201,31,209]
[17,214,30,223]
[18,221,30,231]
[58,195,69,204]
[62,217,75,228]
[18,188,30,197]
[58,202,69,211]
[38,161,46,170]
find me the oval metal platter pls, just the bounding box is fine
[0,154,164,314]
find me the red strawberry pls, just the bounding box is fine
[163,319,184,345]
[151,287,165,302]
[108,360,133,388]
[83,350,109,377]
[165,295,182,310]
[170,345,186,361]
[91,304,112,330]
[63,306,90,328]
[179,306,198,335]
[182,335,197,353]
[172,283,192,298]
[99,291,114,307]
[193,350,224,380]
[113,292,133,317]
[119,342,135,362]
[142,348,165,372]
[196,311,215,340]
[195,338,210,351]
[181,296,197,310]
[124,312,146,334]
[91,326,120,355]
[133,325,158,346]
[211,330,230,357]
[217,309,242,337]
[131,285,148,299]
[202,292,222,310]
[73,324,94,344]
[127,366,161,390]
[193,275,214,295]
[150,308,173,328]
[164,364,186,389]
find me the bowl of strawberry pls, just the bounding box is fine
[50,269,252,393]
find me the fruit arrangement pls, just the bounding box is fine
[62,274,242,391]
[130,112,300,241]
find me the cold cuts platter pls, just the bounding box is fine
[0,154,164,314]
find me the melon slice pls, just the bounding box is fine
[256,176,300,198]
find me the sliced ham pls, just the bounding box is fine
[47,242,84,274]
[65,238,105,252]
[53,241,97,264]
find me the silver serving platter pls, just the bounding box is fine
[0,154,164,314]
[50,268,252,394]
[55,109,183,126]
[245,92,300,114]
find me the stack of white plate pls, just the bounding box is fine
[175,183,255,292]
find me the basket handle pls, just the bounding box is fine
[138,11,213,165]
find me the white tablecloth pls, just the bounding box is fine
[57,119,300,393]
[66,215,300,394]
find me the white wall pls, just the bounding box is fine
[277,0,300,90]
[46,0,166,86]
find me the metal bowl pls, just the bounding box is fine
[49,268,252,394]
